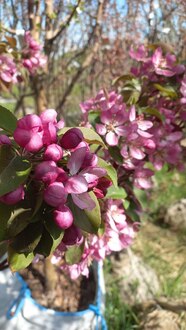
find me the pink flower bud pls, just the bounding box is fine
[34,160,59,184]
[0,134,11,145]
[40,109,57,124]
[53,205,73,229]
[13,114,43,152]
[62,224,83,246]
[44,182,67,207]
[0,185,24,205]
[60,128,83,149]
[44,144,63,162]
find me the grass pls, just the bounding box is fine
[104,167,186,329]
[104,259,140,330]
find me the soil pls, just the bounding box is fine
[19,261,96,312]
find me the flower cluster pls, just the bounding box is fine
[0,54,19,84]
[0,32,46,88]
[52,200,136,279]
[0,44,185,280]
[22,32,47,74]
[80,45,186,190]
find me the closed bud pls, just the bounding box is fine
[53,205,73,229]
[60,128,83,149]
[0,185,24,205]
[44,182,67,207]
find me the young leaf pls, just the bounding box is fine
[0,105,17,134]
[141,107,164,121]
[8,246,34,272]
[153,84,177,99]
[97,158,118,187]
[58,127,106,148]
[106,186,127,199]
[65,242,84,265]
[0,154,31,197]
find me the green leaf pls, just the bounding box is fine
[57,127,106,148]
[8,246,34,272]
[0,154,31,197]
[10,221,43,254]
[0,145,14,173]
[108,146,123,164]
[84,191,101,229]
[7,207,33,238]
[65,242,84,265]
[0,241,7,258]
[97,158,118,187]
[0,105,17,133]
[0,202,13,241]
[88,111,100,125]
[44,216,64,253]
[69,197,98,234]
[141,107,164,121]
[34,228,54,257]
[106,186,127,199]
[153,84,177,99]
[112,74,134,86]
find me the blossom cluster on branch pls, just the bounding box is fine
[0,32,46,89]
[0,43,185,279]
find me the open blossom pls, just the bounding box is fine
[64,146,106,210]
[96,108,128,146]
[152,48,185,77]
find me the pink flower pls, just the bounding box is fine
[44,182,67,207]
[129,44,148,62]
[0,134,11,145]
[44,144,63,162]
[0,55,18,84]
[34,161,60,184]
[65,147,106,210]
[53,205,73,229]
[152,48,185,77]
[0,185,24,205]
[96,108,128,146]
[60,128,83,149]
[13,114,43,152]
[22,32,47,74]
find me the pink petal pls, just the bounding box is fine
[106,131,118,146]
[96,123,107,135]
[100,111,112,124]
[114,125,127,136]
[130,146,145,159]
[72,192,96,210]
[138,120,153,131]
[65,175,88,194]
[129,106,136,122]
[80,167,107,183]
[67,147,86,175]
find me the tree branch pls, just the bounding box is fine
[56,0,106,112]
